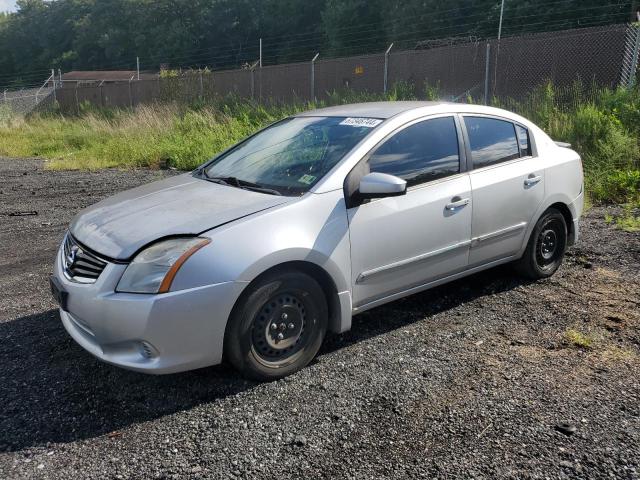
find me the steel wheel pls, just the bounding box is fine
[250,293,310,367]
[516,208,568,279]
[535,217,565,271]
[224,271,328,381]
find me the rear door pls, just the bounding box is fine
[461,115,544,267]
[347,115,472,308]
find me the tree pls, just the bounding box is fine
[0,0,631,89]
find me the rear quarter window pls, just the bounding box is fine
[516,125,532,157]
[464,116,520,169]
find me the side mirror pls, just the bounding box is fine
[358,172,407,199]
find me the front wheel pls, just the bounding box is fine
[516,208,567,279]
[224,271,328,381]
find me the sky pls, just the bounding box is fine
[0,0,16,13]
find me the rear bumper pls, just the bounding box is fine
[568,191,584,246]
[53,243,245,374]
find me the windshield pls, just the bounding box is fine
[202,116,381,195]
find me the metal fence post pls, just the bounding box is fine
[251,67,255,100]
[629,24,640,88]
[383,43,394,94]
[128,75,134,108]
[199,69,204,99]
[259,67,263,104]
[311,53,319,101]
[249,60,259,101]
[51,69,57,104]
[484,42,491,104]
[75,83,79,115]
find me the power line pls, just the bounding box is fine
[138,4,628,70]
[0,2,631,88]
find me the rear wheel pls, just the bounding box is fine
[224,271,328,381]
[516,208,567,279]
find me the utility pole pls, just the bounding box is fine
[136,57,140,80]
[497,0,505,40]
[492,0,506,100]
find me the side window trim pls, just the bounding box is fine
[457,113,474,173]
[453,114,469,174]
[458,113,538,172]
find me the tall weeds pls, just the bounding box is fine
[0,84,638,211]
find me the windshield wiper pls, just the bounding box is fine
[204,175,282,196]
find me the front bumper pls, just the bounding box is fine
[53,243,246,374]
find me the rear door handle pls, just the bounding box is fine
[524,175,542,186]
[446,197,470,211]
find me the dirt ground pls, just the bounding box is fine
[0,157,639,479]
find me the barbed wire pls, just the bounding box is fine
[0,3,632,90]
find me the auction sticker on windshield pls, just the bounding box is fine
[339,117,383,128]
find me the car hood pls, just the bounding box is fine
[70,173,291,260]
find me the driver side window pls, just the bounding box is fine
[368,116,460,187]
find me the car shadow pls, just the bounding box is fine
[0,309,253,452]
[320,264,531,355]
[0,265,530,452]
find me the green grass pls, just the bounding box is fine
[0,100,310,170]
[564,328,595,349]
[0,83,639,216]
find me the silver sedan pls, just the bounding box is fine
[50,102,584,380]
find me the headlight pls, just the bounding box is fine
[116,237,210,294]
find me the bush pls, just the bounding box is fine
[590,170,640,205]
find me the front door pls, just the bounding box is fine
[346,115,473,308]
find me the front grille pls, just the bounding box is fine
[62,234,107,283]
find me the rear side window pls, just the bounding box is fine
[368,116,460,187]
[516,125,532,157]
[464,116,520,168]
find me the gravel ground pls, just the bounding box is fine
[1,157,639,479]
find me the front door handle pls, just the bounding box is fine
[446,197,470,211]
[524,175,542,187]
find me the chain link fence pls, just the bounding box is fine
[0,86,55,116]
[2,23,639,116]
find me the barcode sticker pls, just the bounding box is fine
[339,117,383,128]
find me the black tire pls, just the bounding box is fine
[224,271,328,381]
[516,208,568,280]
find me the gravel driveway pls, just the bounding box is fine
[1,158,639,479]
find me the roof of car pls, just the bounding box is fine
[295,101,448,119]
